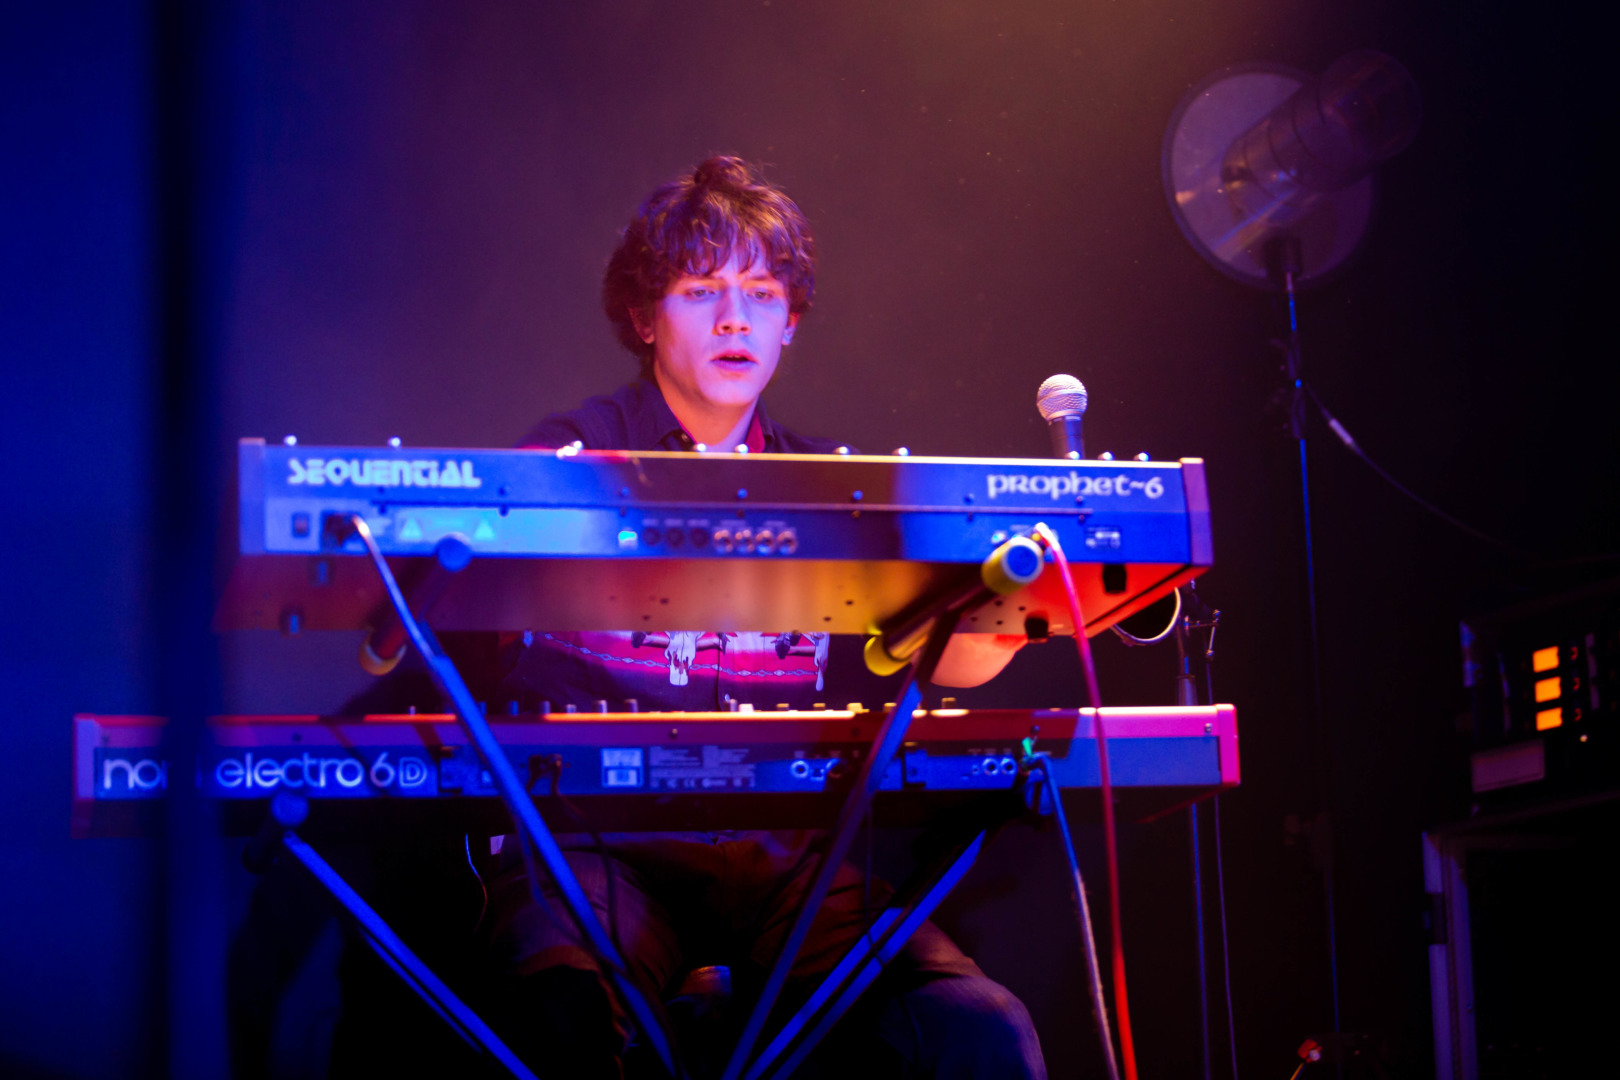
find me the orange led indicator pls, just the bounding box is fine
[1532,646,1559,673]
[1536,707,1563,731]
[1534,676,1562,703]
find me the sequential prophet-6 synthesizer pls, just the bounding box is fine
[218,442,1213,638]
[74,705,1238,835]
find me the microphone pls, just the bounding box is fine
[1037,374,1088,459]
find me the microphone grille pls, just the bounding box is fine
[1037,374,1088,421]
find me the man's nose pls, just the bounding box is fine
[715,286,751,335]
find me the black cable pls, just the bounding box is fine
[862,802,877,957]
[1110,588,1183,647]
[464,833,489,933]
[1199,619,1240,1080]
[1211,796,1239,1080]
[1029,754,1122,1080]
[1301,383,1540,561]
[544,760,626,974]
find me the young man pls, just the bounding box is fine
[487,157,1044,1078]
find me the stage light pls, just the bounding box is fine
[1162,51,1421,289]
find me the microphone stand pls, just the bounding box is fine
[1174,611,1213,1080]
[1112,581,1232,1080]
[1267,235,1344,1044]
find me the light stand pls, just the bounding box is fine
[1161,49,1421,1048]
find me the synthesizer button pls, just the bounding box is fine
[690,527,711,548]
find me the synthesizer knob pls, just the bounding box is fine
[1134,452,1149,461]
[892,447,910,456]
[734,527,754,553]
[1098,451,1114,461]
[283,435,298,446]
[712,527,734,553]
[389,437,401,448]
[776,528,798,555]
[754,528,775,554]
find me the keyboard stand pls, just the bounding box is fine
[719,616,961,1080]
[744,794,1029,1080]
[248,793,539,1079]
[723,536,1045,1079]
[286,516,1040,1079]
[346,517,688,1077]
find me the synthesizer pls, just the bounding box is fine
[218,441,1213,637]
[74,705,1238,835]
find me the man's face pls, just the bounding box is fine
[638,249,798,415]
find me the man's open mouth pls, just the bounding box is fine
[710,353,757,369]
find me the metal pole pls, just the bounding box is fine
[1272,237,1344,1038]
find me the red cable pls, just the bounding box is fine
[1034,524,1139,1080]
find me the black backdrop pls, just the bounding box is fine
[4,1,1616,1076]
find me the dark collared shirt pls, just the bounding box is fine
[518,376,846,456]
[502,378,848,713]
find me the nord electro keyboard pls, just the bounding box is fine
[74,705,1237,835]
[218,441,1213,637]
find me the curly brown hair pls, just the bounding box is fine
[602,156,816,374]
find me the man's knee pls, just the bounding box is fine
[881,975,1046,1079]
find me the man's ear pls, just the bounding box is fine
[782,313,800,345]
[630,306,655,345]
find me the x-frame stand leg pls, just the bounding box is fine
[347,519,686,1078]
[247,793,539,1080]
[333,520,1037,1080]
[748,800,1026,1080]
[720,612,963,1080]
